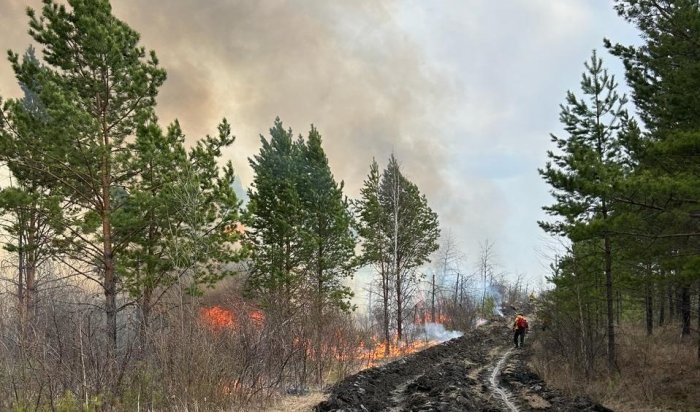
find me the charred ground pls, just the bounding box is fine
[315,320,612,412]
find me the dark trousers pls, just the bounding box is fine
[513,328,526,347]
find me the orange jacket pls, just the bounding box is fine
[513,315,528,330]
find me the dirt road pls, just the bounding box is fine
[314,321,612,411]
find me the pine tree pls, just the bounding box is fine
[297,125,356,383]
[356,156,440,345]
[354,158,392,354]
[116,119,244,345]
[607,0,700,339]
[539,50,634,372]
[298,126,355,313]
[246,118,304,310]
[0,49,64,328]
[380,155,440,342]
[5,0,165,348]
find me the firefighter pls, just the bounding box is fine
[512,312,529,348]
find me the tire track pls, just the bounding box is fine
[489,348,519,412]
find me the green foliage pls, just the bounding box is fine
[539,50,633,241]
[246,118,356,312]
[606,0,700,270]
[116,118,245,303]
[380,155,440,276]
[356,154,440,339]
[354,159,387,269]
[0,0,244,347]
[297,125,356,312]
[246,118,304,304]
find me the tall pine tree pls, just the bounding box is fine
[539,50,634,372]
[3,0,166,348]
[607,0,700,340]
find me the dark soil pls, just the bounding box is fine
[314,320,611,412]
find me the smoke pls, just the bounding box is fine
[409,322,463,343]
[475,318,488,327]
[472,279,505,317]
[104,0,456,201]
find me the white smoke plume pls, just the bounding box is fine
[410,322,463,342]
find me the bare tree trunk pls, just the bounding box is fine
[315,245,324,385]
[396,274,403,342]
[430,272,436,323]
[696,281,699,360]
[18,215,26,328]
[645,281,653,336]
[104,219,117,351]
[382,265,390,356]
[658,281,665,326]
[454,272,459,305]
[603,234,616,373]
[680,282,690,336]
[616,290,622,326]
[576,285,589,379]
[668,281,675,322]
[139,289,153,350]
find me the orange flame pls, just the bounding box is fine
[356,335,439,368]
[200,305,234,329]
[199,305,265,330]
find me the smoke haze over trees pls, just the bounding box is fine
[0,0,697,410]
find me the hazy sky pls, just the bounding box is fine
[0,1,642,296]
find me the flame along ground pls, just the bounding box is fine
[198,304,460,368]
[199,304,264,330]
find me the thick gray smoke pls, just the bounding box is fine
[111,0,456,200]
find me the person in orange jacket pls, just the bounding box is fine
[513,313,529,348]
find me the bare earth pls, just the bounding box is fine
[313,321,612,412]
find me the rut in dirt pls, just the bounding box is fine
[489,348,519,412]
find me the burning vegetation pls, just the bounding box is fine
[199,304,265,330]
[198,304,459,370]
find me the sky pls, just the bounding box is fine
[0,1,642,301]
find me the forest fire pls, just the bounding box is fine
[199,305,264,330]
[414,311,449,325]
[200,305,234,328]
[199,305,449,369]
[357,335,440,367]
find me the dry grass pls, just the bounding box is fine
[532,323,700,412]
[255,391,327,412]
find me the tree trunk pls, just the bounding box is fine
[315,245,324,385]
[603,235,616,372]
[17,217,25,329]
[576,285,589,379]
[382,265,390,357]
[658,281,665,326]
[454,272,459,305]
[430,272,436,323]
[616,290,622,325]
[696,281,699,360]
[102,120,117,351]
[645,281,653,336]
[139,289,153,351]
[396,273,403,342]
[103,195,117,351]
[392,173,402,342]
[680,283,690,336]
[668,281,675,321]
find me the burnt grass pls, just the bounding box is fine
[314,321,612,412]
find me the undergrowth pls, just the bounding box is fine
[531,323,700,412]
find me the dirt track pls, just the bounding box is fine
[314,320,612,412]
